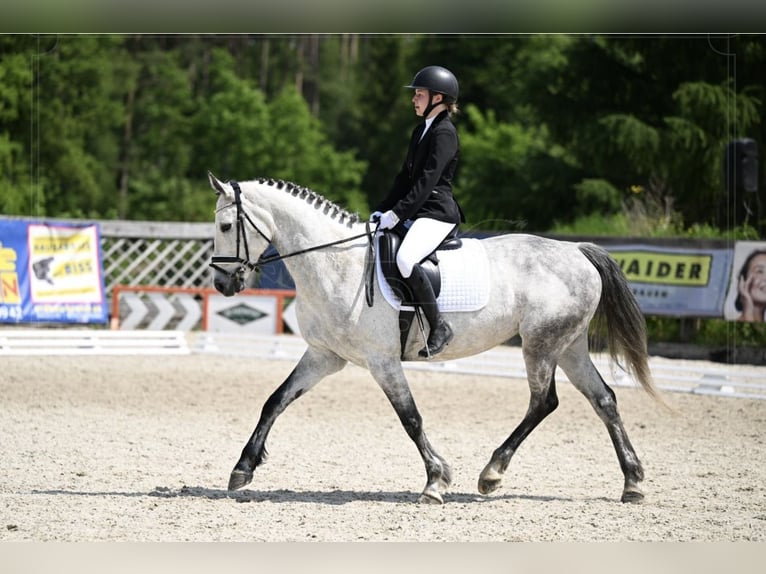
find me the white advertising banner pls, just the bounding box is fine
[723,240,766,323]
[206,294,278,333]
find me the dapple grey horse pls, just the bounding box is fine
[208,173,668,504]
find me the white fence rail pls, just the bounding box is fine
[0,329,190,355]
[192,333,766,400]
[2,330,764,399]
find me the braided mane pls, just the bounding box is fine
[255,177,362,228]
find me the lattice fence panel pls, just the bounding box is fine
[99,221,215,294]
[101,236,214,293]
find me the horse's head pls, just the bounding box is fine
[208,172,273,296]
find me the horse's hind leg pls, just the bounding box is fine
[558,334,645,503]
[228,347,347,491]
[369,358,452,504]
[478,353,559,496]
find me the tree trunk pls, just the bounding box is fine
[259,36,270,92]
[308,34,320,116]
[118,85,135,220]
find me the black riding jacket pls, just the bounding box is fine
[375,110,464,225]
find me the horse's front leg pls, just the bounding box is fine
[228,347,347,491]
[369,358,452,504]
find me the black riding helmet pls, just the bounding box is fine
[405,65,459,103]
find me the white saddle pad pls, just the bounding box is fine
[375,236,491,312]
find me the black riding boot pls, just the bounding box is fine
[406,264,454,358]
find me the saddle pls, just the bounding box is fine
[377,228,462,358]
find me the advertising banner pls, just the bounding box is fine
[206,293,278,334]
[606,244,733,317]
[722,240,766,323]
[0,220,108,324]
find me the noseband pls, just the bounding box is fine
[209,181,377,289]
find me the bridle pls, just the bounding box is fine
[209,181,269,280]
[209,181,378,302]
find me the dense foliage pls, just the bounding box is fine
[1,34,764,235]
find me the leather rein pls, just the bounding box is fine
[209,181,379,305]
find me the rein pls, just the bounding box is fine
[210,180,379,304]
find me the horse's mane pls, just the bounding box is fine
[253,177,362,228]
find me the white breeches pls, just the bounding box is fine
[396,218,457,278]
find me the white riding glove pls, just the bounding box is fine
[378,210,400,230]
[369,211,382,222]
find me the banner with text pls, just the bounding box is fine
[606,244,733,317]
[0,220,108,324]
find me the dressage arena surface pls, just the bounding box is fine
[1,350,765,543]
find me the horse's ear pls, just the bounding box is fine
[208,171,225,195]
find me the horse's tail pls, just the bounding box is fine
[578,243,672,411]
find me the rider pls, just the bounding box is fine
[371,65,464,359]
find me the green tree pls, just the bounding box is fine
[192,48,366,214]
[30,36,126,218]
[2,34,763,233]
[456,104,577,231]
[118,44,200,220]
[0,39,33,214]
[512,35,764,232]
[345,36,413,211]
[192,47,272,182]
[267,86,367,213]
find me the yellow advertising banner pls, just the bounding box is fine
[611,251,713,286]
[606,245,732,317]
[0,220,107,323]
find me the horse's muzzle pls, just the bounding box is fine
[213,273,244,297]
[210,259,247,296]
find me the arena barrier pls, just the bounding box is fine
[191,332,766,400]
[0,329,190,355]
[1,329,763,398]
[110,285,297,333]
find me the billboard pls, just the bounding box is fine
[0,220,108,324]
[205,293,279,334]
[723,240,766,323]
[606,244,734,317]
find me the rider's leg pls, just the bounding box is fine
[406,263,453,357]
[396,218,457,358]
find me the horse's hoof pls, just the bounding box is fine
[478,463,503,495]
[417,490,444,504]
[621,488,645,504]
[478,477,502,495]
[228,469,253,491]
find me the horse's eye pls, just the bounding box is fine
[220,223,233,232]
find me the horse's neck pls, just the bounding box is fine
[254,184,366,290]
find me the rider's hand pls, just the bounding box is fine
[369,211,382,222]
[738,274,757,320]
[378,210,400,230]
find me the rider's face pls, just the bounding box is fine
[746,254,766,304]
[412,89,429,116]
[412,89,443,117]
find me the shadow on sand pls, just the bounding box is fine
[30,485,601,505]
